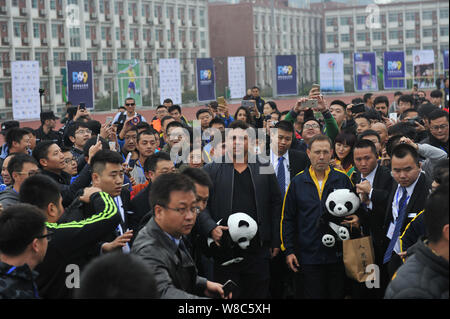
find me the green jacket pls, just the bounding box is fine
[284,109,339,142]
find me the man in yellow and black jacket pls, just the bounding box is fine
[19,174,120,299]
[281,134,359,299]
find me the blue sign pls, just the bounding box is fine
[196,58,216,102]
[353,52,378,92]
[383,51,406,89]
[276,55,297,96]
[67,60,94,108]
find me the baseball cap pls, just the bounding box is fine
[1,121,20,135]
[40,111,59,122]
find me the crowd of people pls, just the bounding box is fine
[0,82,448,300]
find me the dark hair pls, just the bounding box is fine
[425,179,449,243]
[168,104,181,114]
[165,121,184,134]
[432,158,449,184]
[22,127,36,137]
[228,120,250,131]
[64,121,90,147]
[137,129,157,143]
[19,174,61,210]
[234,106,254,126]
[373,95,389,108]
[351,97,364,105]
[85,120,102,136]
[274,120,294,133]
[90,150,124,175]
[156,105,168,111]
[251,86,260,91]
[163,98,173,105]
[418,103,439,119]
[363,93,373,103]
[265,101,278,112]
[7,153,38,183]
[353,139,378,157]
[358,129,381,143]
[398,95,415,107]
[161,115,174,128]
[196,108,211,119]
[181,167,213,189]
[386,135,403,157]
[32,141,56,166]
[388,122,417,141]
[209,117,226,128]
[428,109,449,122]
[364,109,383,122]
[391,143,420,166]
[430,89,443,98]
[83,136,110,158]
[149,173,196,209]
[355,113,371,124]
[135,122,151,131]
[0,204,47,256]
[330,100,347,110]
[144,151,171,172]
[75,252,159,299]
[394,91,403,97]
[334,132,356,169]
[308,134,332,149]
[399,108,419,120]
[124,97,136,103]
[6,127,29,149]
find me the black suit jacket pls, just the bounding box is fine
[287,149,310,180]
[383,173,431,251]
[351,165,393,251]
[129,183,152,232]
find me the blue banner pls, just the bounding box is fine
[383,51,406,90]
[353,52,378,92]
[444,50,449,72]
[276,55,297,96]
[67,60,94,108]
[196,58,216,102]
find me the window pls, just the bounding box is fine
[340,17,349,26]
[35,52,41,62]
[101,27,106,40]
[167,30,170,42]
[388,13,398,22]
[33,23,40,38]
[84,0,89,12]
[199,9,205,27]
[0,83,3,99]
[340,34,349,42]
[53,52,58,65]
[440,9,449,19]
[69,27,81,47]
[423,28,433,37]
[389,30,398,39]
[32,0,38,9]
[422,11,433,20]
[372,31,382,40]
[405,12,415,21]
[406,30,415,38]
[114,1,118,14]
[357,32,366,41]
[14,22,20,37]
[71,52,81,60]
[50,0,56,10]
[356,16,365,25]
[51,24,57,38]
[327,34,334,43]
[55,80,61,95]
[85,26,90,39]
[440,26,449,36]
[116,27,119,40]
[326,17,334,27]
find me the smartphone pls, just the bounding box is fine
[389,112,398,122]
[222,279,238,296]
[351,103,365,114]
[217,96,225,105]
[79,102,86,110]
[241,100,255,109]
[125,152,132,166]
[106,116,113,126]
[299,99,318,110]
[311,84,320,92]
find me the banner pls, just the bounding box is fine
[227,56,246,99]
[383,51,406,90]
[412,50,435,89]
[276,55,297,96]
[353,52,378,92]
[319,53,345,93]
[67,60,94,108]
[118,59,142,106]
[11,61,40,120]
[443,50,449,72]
[159,59,182,105]
[196,58,216,102]
[61,68,67,103]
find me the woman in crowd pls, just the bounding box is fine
[331,131,356,178]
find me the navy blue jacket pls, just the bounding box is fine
[281,166,354,265]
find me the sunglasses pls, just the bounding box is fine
[125,103,136,106]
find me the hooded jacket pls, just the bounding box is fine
[0,262,39,299]
[0,186,19,209]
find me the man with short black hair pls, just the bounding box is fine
[397,95,415,114]
[65,121,92,162]
[0,204,48,299]
[430,89,444,109]
[355,114,372,135]
[421,109,449,154]
[329,100,348,130]
[358,129,382,156]
[196,109,213,132]
[151,105,169,133]
[374,96,390,117]
[363,93,374,109]
[131,129,158,185]
[34,111,62,147]
[0,154,39,209]
[132,173,227,299]
[169,104,189,126]
[389,91,403,114]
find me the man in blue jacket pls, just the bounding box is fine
[281,134,359,299]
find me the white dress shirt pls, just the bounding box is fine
[361,164,379,210]
[270,149,290,193]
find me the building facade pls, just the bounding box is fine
[323,0,449,87]
[0,0,210,119]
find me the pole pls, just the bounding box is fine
[271,0,277,98]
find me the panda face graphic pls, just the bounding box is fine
[325,189,360,217]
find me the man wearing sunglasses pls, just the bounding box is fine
[0,204,49,299]
[113,98,147,137]
[0,154,39,209]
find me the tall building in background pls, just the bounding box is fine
[0,0,210,119]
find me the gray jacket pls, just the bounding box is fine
[417,143,448,179]
[0,186,19,209]
[131,217,208,299]
[384,237,449,299]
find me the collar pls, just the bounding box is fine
[164,232,181,247]
[309,166,331,200]
[361,164,378,180]
[397,172,422,197]
[270,149,289,163]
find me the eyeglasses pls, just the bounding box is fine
[75,129,92,135]
[16,170,41,177]
[163,206,201,216]
[63,158,76,164]
[304,123,320,130]
[430,124,448,131]
[36,231,54,242]
[125,103,136,106]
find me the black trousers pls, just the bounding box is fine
[299,263,346,299]
[213,246,271,299]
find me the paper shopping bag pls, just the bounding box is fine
[343,236,375,283]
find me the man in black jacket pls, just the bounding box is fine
[197,121,283,299]
[385,179,448,299]
[251,86,266,114]
[19,174,120,299]
[420,109,449,155]
[382,144,432,282]
[34,111,62,147]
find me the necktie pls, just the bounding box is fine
[383,187,408,264]
[360,177,368,210]
[277,156,285,195]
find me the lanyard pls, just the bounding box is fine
[137,159,145,176]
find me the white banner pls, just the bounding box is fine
[319,53,345,93]
[159,58,182,105]
[12,61,41,120]
[227,56,246,99]
[412,50,435,89]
